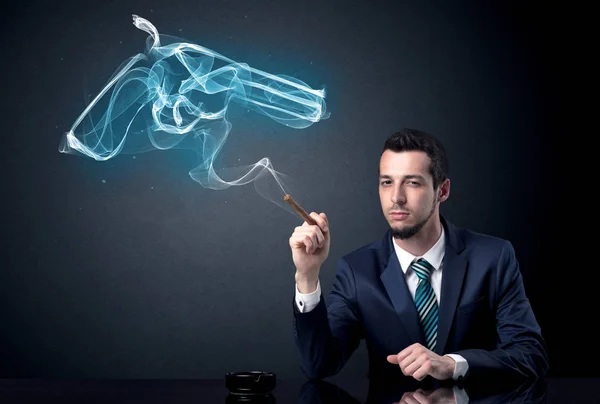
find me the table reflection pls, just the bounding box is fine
[0,376,584,404]
[297,376,548,404]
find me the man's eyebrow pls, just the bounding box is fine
[404,174,426,181]
[378,174,426,181]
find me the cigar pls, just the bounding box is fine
[283,194,317,225]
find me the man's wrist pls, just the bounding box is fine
[295,273,319,294]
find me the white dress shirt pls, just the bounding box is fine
[294,227,470,388]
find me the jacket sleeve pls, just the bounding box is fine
[293,257,365,379]
[454,241,549,380]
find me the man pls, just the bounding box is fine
[289,128,548,382]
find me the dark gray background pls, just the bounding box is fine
[2,0,574,379]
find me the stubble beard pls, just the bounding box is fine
[391,196,437,240]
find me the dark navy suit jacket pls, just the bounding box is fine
[293,216,549,381]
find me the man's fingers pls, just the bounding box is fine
[403,354,427,377]
[289,233,314,253]
[397,395,420,404]
[290,228,324,252]
[397,344,417,362]
[290,231,312,249]
[411,390,429,401]
[319,213,329,232]
[412,361,432,381]
[400,353,419,376]
[312,226,325,248]
[309,212,329,233]
[387,343,416,367]
[302,235,314,254]
[296,227,325,250]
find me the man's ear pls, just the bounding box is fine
[438,178,450,203]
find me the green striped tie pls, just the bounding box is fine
[410,258,438,350]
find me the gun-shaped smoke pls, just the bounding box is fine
[59,15,329,208]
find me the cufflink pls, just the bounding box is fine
[299,301,303,306]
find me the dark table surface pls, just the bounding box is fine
[1,377,598,403]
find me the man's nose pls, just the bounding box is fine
[391,186,405,205]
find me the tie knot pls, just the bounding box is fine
[410,258,434,280]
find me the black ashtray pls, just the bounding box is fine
[225,371,276,396]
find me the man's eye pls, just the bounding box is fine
[407,181,420,186]
[381,181,391,185]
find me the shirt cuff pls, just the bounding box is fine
[445,354,469,380]
[295,279,321,313]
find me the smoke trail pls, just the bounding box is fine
[59,15,329,212]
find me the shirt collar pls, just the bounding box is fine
[392,226,445,274]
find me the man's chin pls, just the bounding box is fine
[390,222,411,233]
[390,224,407,233]
[391,222,423,240]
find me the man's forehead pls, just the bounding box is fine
[379,150,431,176]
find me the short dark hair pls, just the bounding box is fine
[382,128,449,189]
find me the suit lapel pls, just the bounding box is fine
[434,218,467,355]
[379,233,424,345]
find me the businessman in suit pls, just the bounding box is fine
[289,128,548,382]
